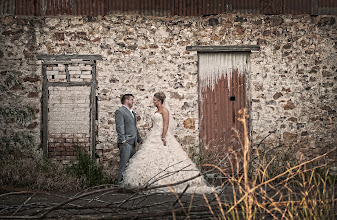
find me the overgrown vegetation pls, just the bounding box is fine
[196,109,337,219]
[66,147,109,187]
[0,103,111,192]
[0,153,82,192]
[0,139,111,192]
[0,132,112,192]
[180,109,337,219]
[0,131,35,156]
[187,144,219,169]
[202,156,336,219]
[0,130,83,192]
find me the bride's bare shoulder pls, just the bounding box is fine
[162,107,169,113]
[162,108,169,118]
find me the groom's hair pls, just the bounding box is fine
[121,94,134,104]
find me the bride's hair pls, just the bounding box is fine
[154,92,166,104]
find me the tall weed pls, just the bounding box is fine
[66,147,109,187]
[200,108,337,219]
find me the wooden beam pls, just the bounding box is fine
[41,64,48,158]
[42,60,95,65]
[37,54,103,61]
[186,45,260,52]
[47,82,92,87]
[90,62,97,159]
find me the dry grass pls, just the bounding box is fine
[0,153,83,192]
[0,147,113,193]
[0,132,111,192]
[199,108,337,220]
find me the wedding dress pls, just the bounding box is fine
[122,111,215,194]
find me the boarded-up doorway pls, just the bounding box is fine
[38,55,101,165]
[198,52,250,166]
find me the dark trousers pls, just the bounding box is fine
[117,143,136,184]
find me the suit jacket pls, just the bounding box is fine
[115,106,142,146]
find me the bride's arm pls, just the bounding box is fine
[161,108,169,146]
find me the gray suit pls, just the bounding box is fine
[115,106,142,184]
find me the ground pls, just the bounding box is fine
[0,186,227,219]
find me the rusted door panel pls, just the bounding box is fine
[199,53,249,167]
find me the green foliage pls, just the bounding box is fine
[0,104,84,190]
[0,102,109,190]
[67,147,108,187]
[188,145,218,169]
[0,104,37,159]
[0,132,83,191]
[187,145,203,167]
[0,153,82,191]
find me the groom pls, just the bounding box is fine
[115,94,142,185]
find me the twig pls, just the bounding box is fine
[38,187,122,218]
[66,205,212,220]
[11,193,36,216]
[172,184,189,207]
[144,160,186,186]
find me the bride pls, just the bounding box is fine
[122,92,215,194]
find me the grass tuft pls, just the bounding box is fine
[66,147,109,187]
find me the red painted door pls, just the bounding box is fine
[199,52,249,167]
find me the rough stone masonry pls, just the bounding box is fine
[0,13,336,177]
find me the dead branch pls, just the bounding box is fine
[12,193,36,216]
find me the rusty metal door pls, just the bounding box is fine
[198,52,250,165]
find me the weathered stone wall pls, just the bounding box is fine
[1,14,336,177]
[0,17,42,158]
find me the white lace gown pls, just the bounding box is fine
[122,112,215,194]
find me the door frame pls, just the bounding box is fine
[37,54,102,159]
[186,45,259,154]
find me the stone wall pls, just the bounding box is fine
[0,14,336,177]
[0,17,42,158]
